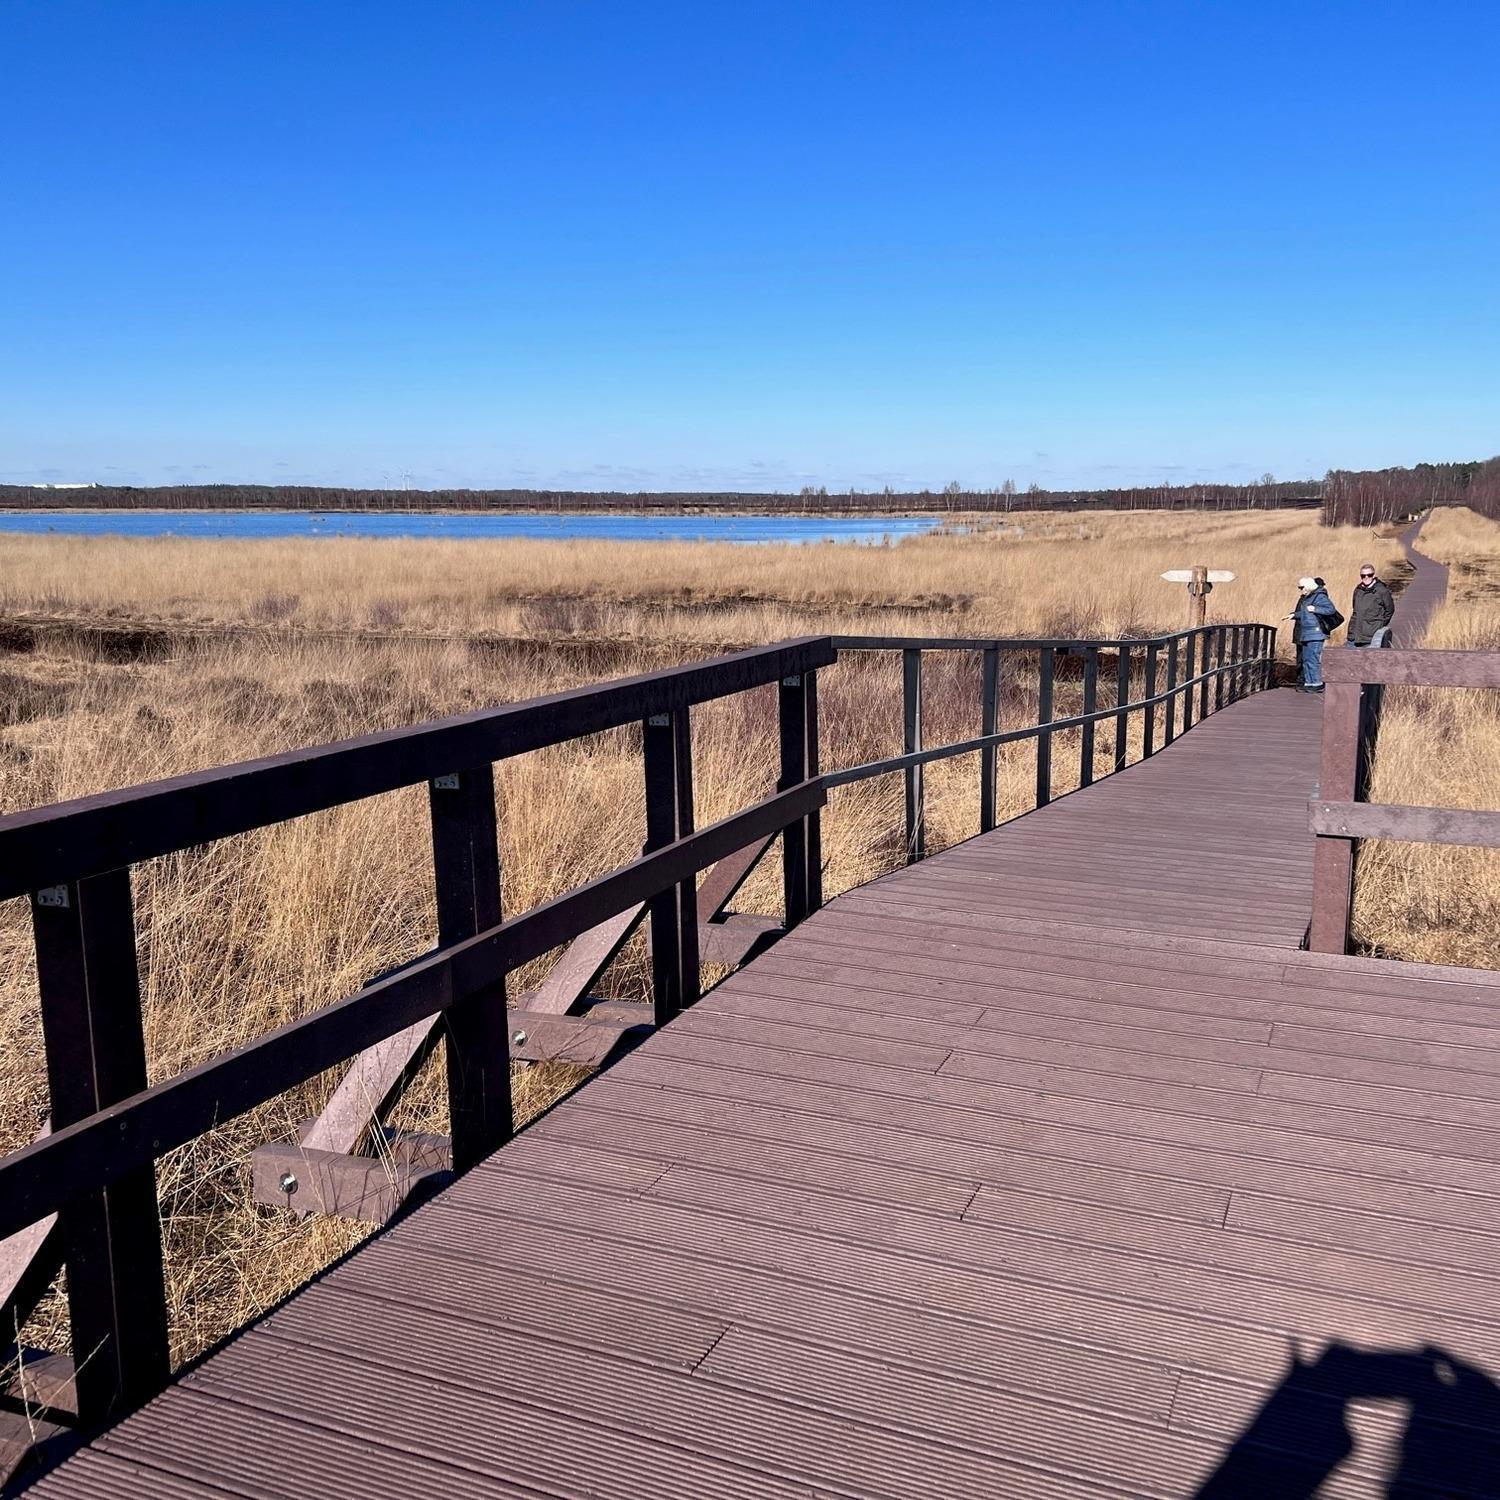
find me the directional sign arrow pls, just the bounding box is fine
[1161,569,1236,583]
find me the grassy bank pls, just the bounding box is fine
[0,509,1412,1367]
[1352,507,1500,968]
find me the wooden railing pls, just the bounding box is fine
[1308,647,1500,953]
[0,622,1276,1433]
[833,623,1278,860]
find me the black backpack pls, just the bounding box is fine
[1319,603,1346,631]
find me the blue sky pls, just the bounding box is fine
[3,1,1496,492]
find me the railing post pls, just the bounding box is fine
[31,869,170,1425]
[1080,646,1099,787]
[804,669,823,913]
[1213,627,1227,711]
[903,649,925,861]
[1356,669,1384,804]
[1309,679,1362,953]
[979,646,1000,833]
[1264,626,1277,690]
[1198,628,1214,720]
[1231,625,1246,701]
[1164,637,1179,744]
[1182,633,1197,731]
[779,673,819,923]
[1113,644,1131,773]
[429,765,510,1173]
[645,708,699,1022]
[1035,646,1055,807]
[1142,642,1159,758]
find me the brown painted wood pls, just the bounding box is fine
[1310,800,1500,848]
[1323,645,1500,687]
[251,1141,446,1224]
[1308,680,1361,953]
[29,871,169,1427]
[0,1121,62,1347]
[429,766,509,1173]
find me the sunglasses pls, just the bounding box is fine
[1360,571,1375,579]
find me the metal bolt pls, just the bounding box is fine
[278,1171,298,1195]
[512,1029,528,1046]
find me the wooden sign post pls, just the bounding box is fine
[1160,566,1236,628]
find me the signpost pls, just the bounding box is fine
[1161,566,1236,627]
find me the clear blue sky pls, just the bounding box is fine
[4,1,1496,492]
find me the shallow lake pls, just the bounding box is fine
[0,510,945,545]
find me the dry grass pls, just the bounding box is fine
[0,507,1414,1369]
[0,507,1404,651]
[1351,508,1500,967]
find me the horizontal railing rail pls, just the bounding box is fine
[828,624,1278,856]
[0,636,835,901]
[1308,646,1500,952]
[0,618,1277,1432]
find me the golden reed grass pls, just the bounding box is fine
[0,509,1415,1365]
[1351,507,1500,968]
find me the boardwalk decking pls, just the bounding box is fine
[30,666,1500,1499]
[26,525,1500,1499]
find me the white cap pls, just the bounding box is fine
[1297,576,1318,590]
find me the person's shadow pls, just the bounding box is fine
[1193,1342,1500,1498]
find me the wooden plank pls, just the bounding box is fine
[1323,645,1500,687]
[301,989,439,1157]
[0,1121,62,1345]
[696,834,774,924]
[1163,636,1179,743]
[1079,646,1098,787]
[980,646,1000,830]
[644,709,697,1024]
[901,649,924,861]
[1035,646,1054,807]
[1310,800,1500,849]
[1112,644,1130,774]
[777,672,812,921]
[524,904,643,1018]
[30,870,169,1425]
[697,913,782,967]
[504,1010,653,1067]
[251,1141,446,1224]
[429,765,509,1173]
[1307,680,1361,953]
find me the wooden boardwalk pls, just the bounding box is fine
[28,661,1500,1498]
[23,527,1500,1499]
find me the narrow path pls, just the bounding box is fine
[1389,513,1450,645]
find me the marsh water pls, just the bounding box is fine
[0,511,946,545]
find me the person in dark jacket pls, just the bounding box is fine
[1287,576,1338,692]
[1349,563,1395,645]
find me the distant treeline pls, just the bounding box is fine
[1321,457,1500,527]
[0,479,1321,514]
[11,462,1497,522]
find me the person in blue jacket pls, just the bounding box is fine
[1287,575,1339,692]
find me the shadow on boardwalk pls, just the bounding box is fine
[1195,1342,1500,1498]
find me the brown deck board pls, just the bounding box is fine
[32,649,1500,1499]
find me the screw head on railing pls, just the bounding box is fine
[512,1029,528,1046]
[278,1170,298,1195]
